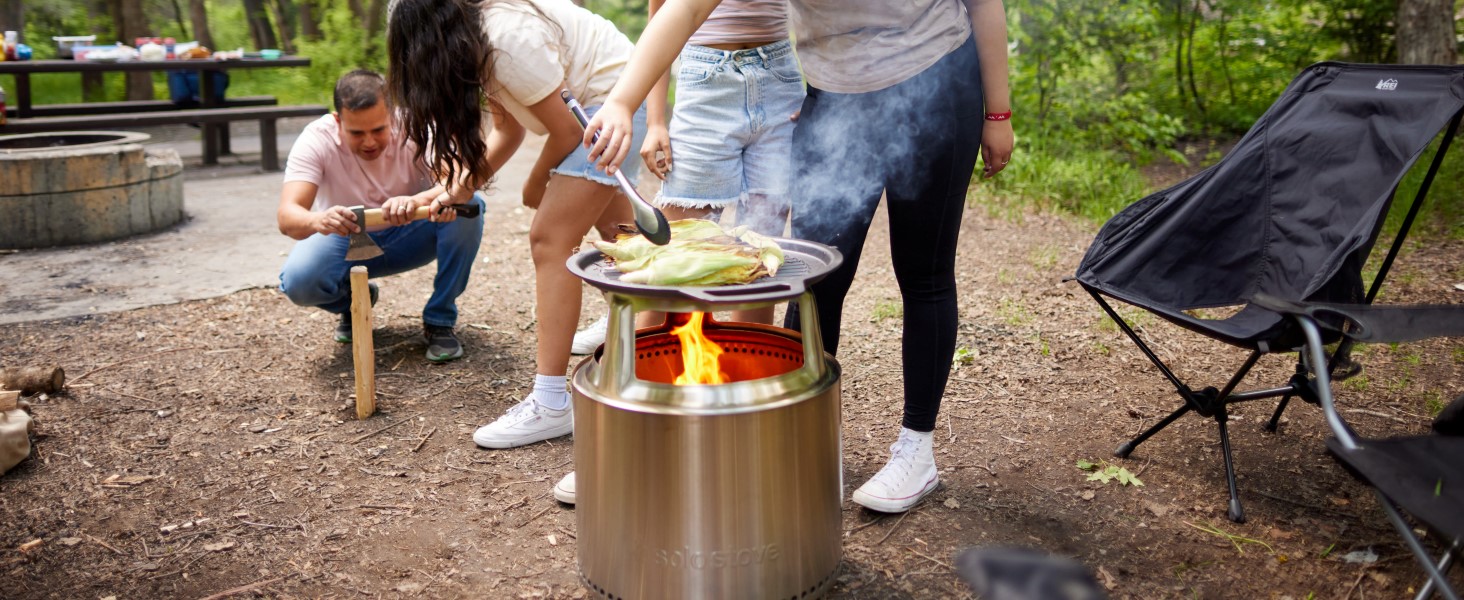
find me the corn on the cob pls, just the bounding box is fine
[595,219,785,286]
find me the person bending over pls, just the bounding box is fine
[277,69,484,362]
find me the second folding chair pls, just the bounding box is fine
[1072,62,1464,522]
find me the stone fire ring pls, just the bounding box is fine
[0,131,184,249]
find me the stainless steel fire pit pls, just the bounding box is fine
[568,239,844,600]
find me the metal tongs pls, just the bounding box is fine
[561,90,671,245]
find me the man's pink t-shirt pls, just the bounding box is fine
[283,114,434,213]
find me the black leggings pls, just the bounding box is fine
[784,37,984,433]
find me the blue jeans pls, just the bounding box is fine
[551,104,649,186]
[278,194,485,327]
[659,39,803,216]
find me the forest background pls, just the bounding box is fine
[1,0,1461,241]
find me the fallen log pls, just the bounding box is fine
[0,367,65,394]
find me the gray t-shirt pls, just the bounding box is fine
[789,0,972,94]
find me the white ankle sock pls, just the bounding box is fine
[532,374,571,410]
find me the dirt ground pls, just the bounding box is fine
[2,161,1462,598]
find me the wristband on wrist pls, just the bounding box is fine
[984,111,1012,122]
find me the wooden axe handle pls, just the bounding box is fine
[360,203,481,228]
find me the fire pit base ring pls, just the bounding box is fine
[580,566,838,600]
[0,131,184,249]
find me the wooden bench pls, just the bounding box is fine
[0,104,329,171]
[3,95,279,118]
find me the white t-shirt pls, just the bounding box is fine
[790,0,972,94]
[480,0,634,135]
[283,114,434,223]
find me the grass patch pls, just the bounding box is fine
[998,298,1031,327]
[1425,391,1446,418]
[870,300,902,323]
[1028,245,1061,272]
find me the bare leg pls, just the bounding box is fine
[533,175,625,376]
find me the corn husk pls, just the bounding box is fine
[597,219,785,286]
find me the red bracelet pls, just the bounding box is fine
[984,111,1012,121]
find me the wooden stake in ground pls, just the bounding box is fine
[350,266,375,420]
[0,367,65,395]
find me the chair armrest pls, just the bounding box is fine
[1252,293,1464,450]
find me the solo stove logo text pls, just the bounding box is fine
[656,544,782,569]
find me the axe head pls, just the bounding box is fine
[344,206,384,261]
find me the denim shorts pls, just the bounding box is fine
[551,103,648,187]
[658,39,805,211]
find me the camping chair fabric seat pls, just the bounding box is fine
[1326,435,1464,543]
[1073,62,1464,523]
[1253,294,1464,599]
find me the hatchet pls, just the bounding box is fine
[344,203,482,261]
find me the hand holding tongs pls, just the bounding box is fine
[561,90,671,246]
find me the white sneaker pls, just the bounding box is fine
[571,315,609,355]
[851,429,939,513]
[472,395,573,449]
[553,471,576,505]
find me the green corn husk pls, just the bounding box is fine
[600,219,786,286]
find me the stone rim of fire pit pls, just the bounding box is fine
[0,131,184,250]
[0,131,153,154]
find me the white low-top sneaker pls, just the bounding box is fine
[851,429,939,513]
[570,315,609,355]
[473,396,573,449]
[553,471,576,505]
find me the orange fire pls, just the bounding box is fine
[671,312,730,385]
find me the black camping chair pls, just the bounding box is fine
[1253,295,1464,600]
[1073,62,1464,522]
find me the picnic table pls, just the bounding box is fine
[0,56,327,170]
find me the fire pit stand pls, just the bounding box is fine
[568,239,845,600]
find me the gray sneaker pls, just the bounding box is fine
[333,282,379,343]
[424,324,464,362]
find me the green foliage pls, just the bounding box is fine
[988,0,1464,235]
[953,346,976,365]
[870,300,902,323]
[1077,458,1144,486]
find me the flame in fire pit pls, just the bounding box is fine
[671,312,730,385]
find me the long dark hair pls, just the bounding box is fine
[387,0,492,190]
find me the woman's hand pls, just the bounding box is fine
[426,192,460,224]
[583,101,637,174]
[522,169,550,210]
[312,205,360,237]
[981,120,1014,179]
[640,123,673,180]
[380,195,420,227]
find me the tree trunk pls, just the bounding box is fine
[1396,0,1457,65]
[168,0,190,39]
[269,0,297,53]
[299,1,321,41]
[0,0,24,43]
[111,0,154,100]
[348,0,367,27]
[242,0,280,50]
[189,0,214,49]
[365,0,388,36]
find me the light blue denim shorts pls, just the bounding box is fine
[551,103,648,187]
[659,39,805,212]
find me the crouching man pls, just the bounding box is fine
[277,69,483,362]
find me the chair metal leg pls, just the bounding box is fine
[1414,539,1460,600]
[1115,404,1191,458]
[1264,395,1291,432]
[1216,405,1245,523]
[1379,491,1461,600]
